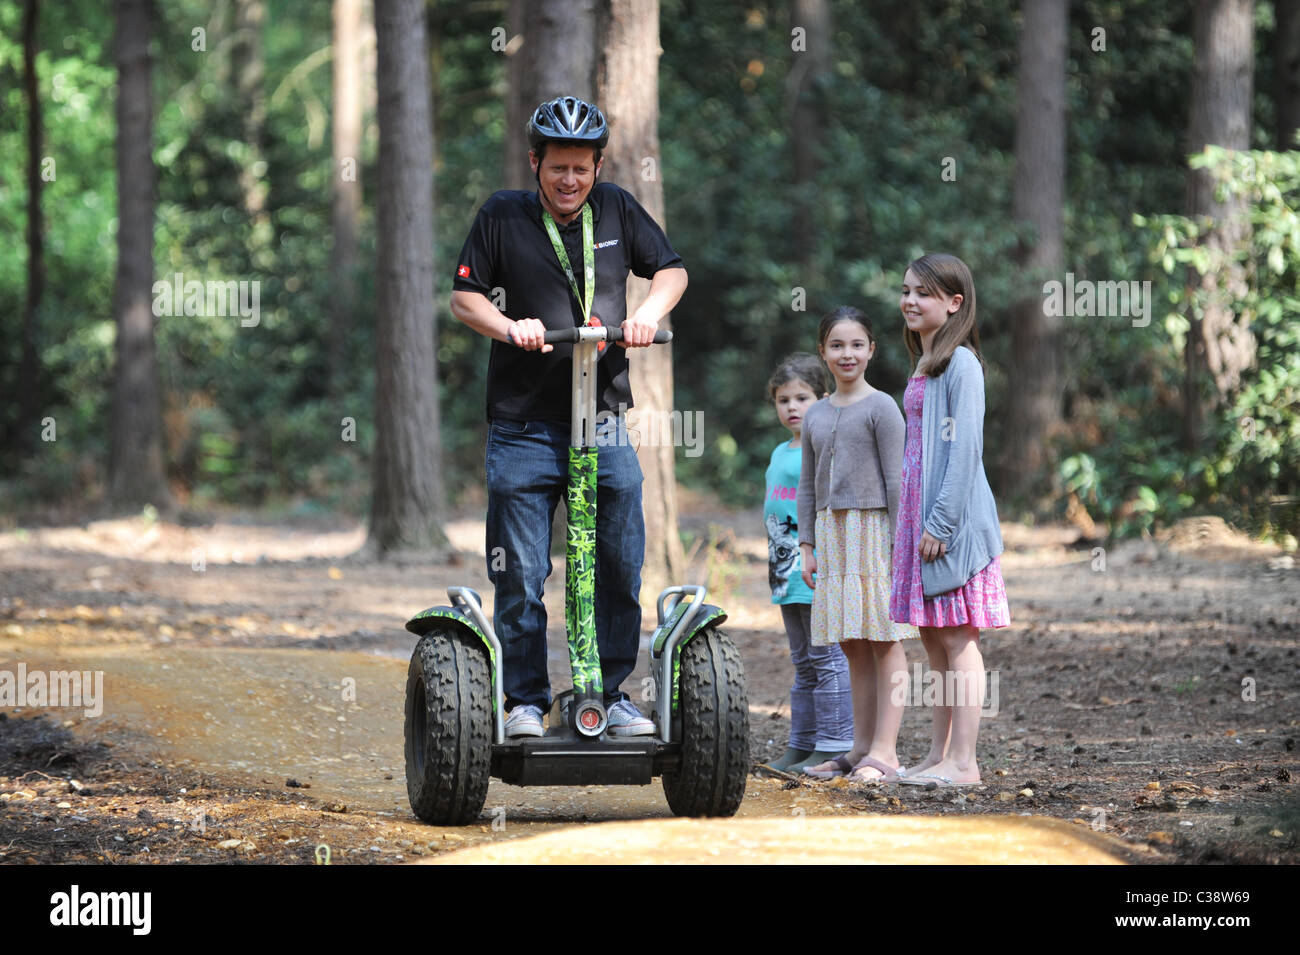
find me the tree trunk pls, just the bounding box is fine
[1276,0,1300,149]
[788,0,830,266]
[597,0,685,595]
[999,0,1068,503]
[110,0,171,511]
[233,0,269,217]
[330,0,365,387]
[19,0,43,452]
[504,0,597,190]
[1184,0,1255,451]
[370,0,447,555]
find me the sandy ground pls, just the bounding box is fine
[0,503,1296,864]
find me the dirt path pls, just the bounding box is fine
[0,509,1296,863]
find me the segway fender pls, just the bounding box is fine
[405,607,497,675]
[678,605,727,650]
[652,604,727,711]
[651,604,727,656]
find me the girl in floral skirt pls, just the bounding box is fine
[799,307,918,783]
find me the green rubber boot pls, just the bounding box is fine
[789,749,849,776]
[759,746,814,774]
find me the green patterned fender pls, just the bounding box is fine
[405,607,498,709]
[650,605,728,709]
[565,447,603,696]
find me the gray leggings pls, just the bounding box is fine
[781,603,854,751]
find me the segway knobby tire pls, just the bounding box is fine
[404,629,491,825]
[662,627,749,817]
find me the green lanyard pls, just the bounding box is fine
[541,203,595,325]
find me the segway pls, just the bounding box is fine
[402,324,749,824]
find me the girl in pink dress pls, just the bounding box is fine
[889,253,1010,788]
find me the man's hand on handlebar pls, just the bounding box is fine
[508,318,553,353]
[618,313,658,349]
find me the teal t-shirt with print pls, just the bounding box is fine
[764,439,813,605]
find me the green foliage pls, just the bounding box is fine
[1103,146,1300,539]
[0,0,1291,541]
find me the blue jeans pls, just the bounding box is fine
[780,603,853,751]
[485,417,644,711]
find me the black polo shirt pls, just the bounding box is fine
[452,182,684,423]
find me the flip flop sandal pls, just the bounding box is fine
[802,755,855,779]
[848,757,905,785]
[897,774,980,790]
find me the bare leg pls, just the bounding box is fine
[843,639,874,763]
[909,626,950,776]
[849,639,909,781]
[919,624,982,783]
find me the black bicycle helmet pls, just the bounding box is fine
[527,95,609,150]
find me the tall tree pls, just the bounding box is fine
[1276,0,1300,149]
[597,0,685,592]
[19,0,42,451]
[999,0,1068,501]
[370,0,446,554]
[1184,0,1255,450]
[330,0,365,386]
[233,0,269,218]
[110,0,171,510]
[504,0,597,190]
[788,0,831,266]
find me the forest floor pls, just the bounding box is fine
[0,493,1297,865]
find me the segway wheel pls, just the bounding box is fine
[661,627,749,817]
[404,629,492,825]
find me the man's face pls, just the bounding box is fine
[530,144,602,223]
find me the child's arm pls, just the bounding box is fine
[923,351,986,546]
[798,410,817,589]
[874,398,906,545]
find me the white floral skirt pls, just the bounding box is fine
[811,508,919,645]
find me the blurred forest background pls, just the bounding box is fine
[1,0,1297,565]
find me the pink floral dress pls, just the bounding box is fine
[889,375,1010,629]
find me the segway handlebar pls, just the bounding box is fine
[540,326,673,345]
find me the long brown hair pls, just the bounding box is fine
[902,253,983,377]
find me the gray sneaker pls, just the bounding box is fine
[505,704,544,738]
[606,700,654,737]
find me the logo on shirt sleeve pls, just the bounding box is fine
[457,264,471,278]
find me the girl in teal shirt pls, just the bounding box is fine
[758,354,853,775]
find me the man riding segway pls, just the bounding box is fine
[448,95,689,738]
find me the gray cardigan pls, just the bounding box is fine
[797,391,906,548]
[919,345,1005,597]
